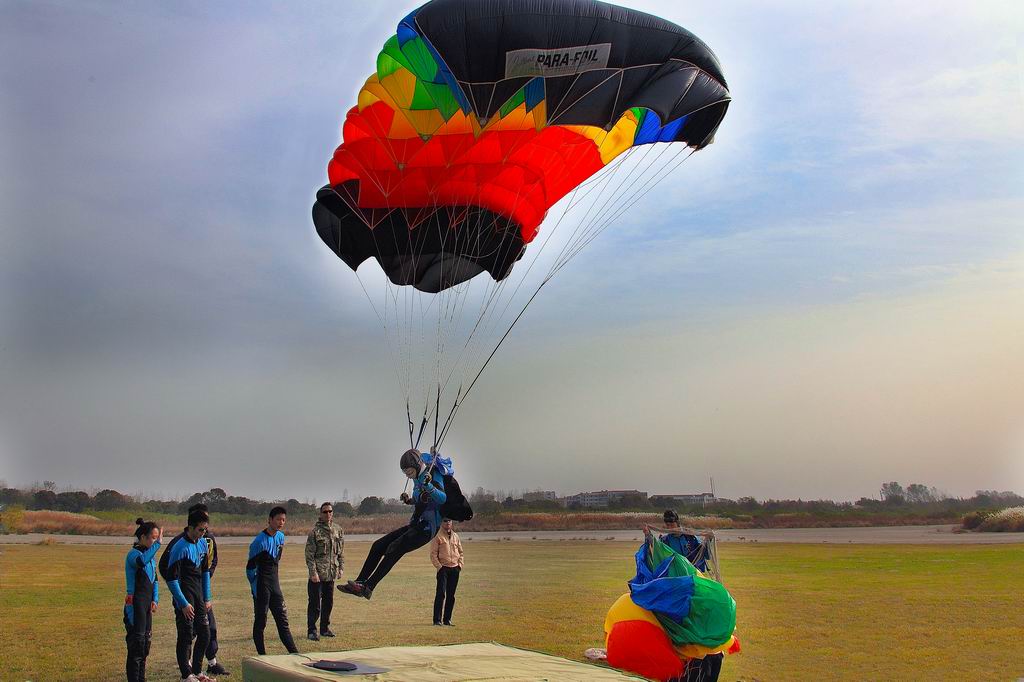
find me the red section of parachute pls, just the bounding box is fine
[327,102,604,243]
[606,620,687,681]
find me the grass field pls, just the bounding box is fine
[2,540,1022,681]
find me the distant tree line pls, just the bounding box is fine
[0,484,358,518]
[2,480,1021,520]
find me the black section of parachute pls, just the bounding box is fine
[413,0,730,147]
[313,184,526,293]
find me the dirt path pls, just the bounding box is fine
[3,525,1023,545]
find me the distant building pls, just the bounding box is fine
[522,490,558,502]
[650,492,717,507]
[563,489,649,508]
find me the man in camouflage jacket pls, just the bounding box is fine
[305,502,344,639]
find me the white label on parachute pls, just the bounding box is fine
[505,43,611,78]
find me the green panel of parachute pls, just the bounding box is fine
[647,538,737,647]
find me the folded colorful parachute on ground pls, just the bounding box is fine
[604,538,740,681]
[313,0,730,292]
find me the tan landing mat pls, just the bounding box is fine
[242,641,642,681]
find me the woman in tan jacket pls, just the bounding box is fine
[429,518,463,626]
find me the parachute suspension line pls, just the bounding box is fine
[439,142,697,441]
[406,400,415,448]
[554,146,696,278]
[550,143,668,276]
[452,105,538,382]
[549,144,696,281]
[354,268,405,397]
[435,144,661,441]
[578,145,694,253]
[545,145,651,279]
[451,201,525,392]
[437,278,549,448]
[426,138,535,430]
[545,145,648,280]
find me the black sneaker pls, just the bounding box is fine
[307,631,320,641]
[338,581,363,597]
[320,628,335,637]
[443,621,454,626]
[433,621,442,626]
[207,662,231,675]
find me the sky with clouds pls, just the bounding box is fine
[1,0,1022,504]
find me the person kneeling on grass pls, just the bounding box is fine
[164,508,216,682]
[247,506,299,655]
[339,448,447,600]
[124,519,162,682]
[430,517,464,626]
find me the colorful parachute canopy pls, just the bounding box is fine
[313,0,730,292]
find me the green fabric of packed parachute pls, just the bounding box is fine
[629,538,736,647]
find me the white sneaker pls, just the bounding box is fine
[197,675,217,682]
[182,676,201,682]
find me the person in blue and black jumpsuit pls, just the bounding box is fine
[160,504,230,677]
[164,508,213,681]
[339,449,447,600]
[659,509,711,571]
[124,518,162,682]
[246,506,298,655]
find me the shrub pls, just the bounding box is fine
[977,507,1024,532]
[0,504,26,533]
[961,510,993,530]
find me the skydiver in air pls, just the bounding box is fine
[338,448,448,600]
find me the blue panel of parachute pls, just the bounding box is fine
[634,111,689,145]
[524,78,545,112]
[628,542,695,622]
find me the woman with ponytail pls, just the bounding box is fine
[125,518,163,682]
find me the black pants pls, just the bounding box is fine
[681,652,724,682]
[307,580,335,633]
[253,578,298,655]
[356,523,432,590]
[205,604,219,660]
[123,598,152,682]
[174,596,210,679]
[433,566,461,624]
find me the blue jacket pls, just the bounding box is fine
[123,540,159,606]
[246,529,286,596]
[165,534,211,609]
[411,452,448,537]
[660,532,707,572]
